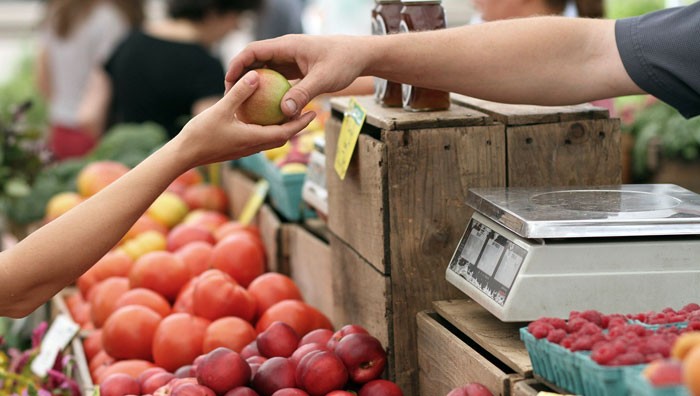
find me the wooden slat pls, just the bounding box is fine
[433,299,532,376]
[222,167,258,218]
[417,311,520,396]
[328,232,391,370]
[512,379,564,396]
[326,120,388,273]
[506,119,622,187]
[258,204,283,274]
[383,123,507,394]
[287,224,335,325]
[330,95,491,131]
[452,94,609,125]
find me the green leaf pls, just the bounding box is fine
[4,178,31,198]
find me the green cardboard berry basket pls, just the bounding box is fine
[521,327,585,394]
[624,366,689,396]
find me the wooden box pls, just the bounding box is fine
[324,96,620,395]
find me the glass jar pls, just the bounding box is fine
[372,0,404,107]
[399,0,450,111]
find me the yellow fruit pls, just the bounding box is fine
[118,230,166,260]
[44,192,83,222]
[263,141,291,162]
[684,345,700,395]
[673,332,700,360]
[147,192,189,228]
[280,163,308,174]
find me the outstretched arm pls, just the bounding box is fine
[226,16,643,117]
[0,71,315,318]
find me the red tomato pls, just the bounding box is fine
[152,313,210,372]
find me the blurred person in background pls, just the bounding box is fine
[255,0,305,40]
[36,0,144,161]
[81,0,262,140]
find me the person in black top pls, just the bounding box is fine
[82,0,262,139]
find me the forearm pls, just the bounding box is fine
[0,141,189,317]
[364,17,643,105]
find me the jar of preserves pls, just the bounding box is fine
[399,0,450,111]
[372,0,404,107]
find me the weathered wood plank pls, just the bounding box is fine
[507,119,622,187]
[418,311,521,396]
[258,204,284,274]
[384,123,507,394]
[330,95,491,130]
[433,299,532,376]
[452,94,609,125]
[287,224,335,325]
[326,119,388,273]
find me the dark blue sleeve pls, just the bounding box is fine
[615,3,700,118]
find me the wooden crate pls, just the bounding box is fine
[324,95,620,395]
[284,223,335,325]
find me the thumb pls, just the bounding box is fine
[281,77,324,118]
[223,70,259,109]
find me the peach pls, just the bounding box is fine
[142,372,176,394]
[271,390,309,396]
[334,333,387,384]
[251,357,297,396]
[299,329,333,347]
[171,383,217,396]
[643,359,683,387]
[183,210,230,232]
[289,343,329,367]
[327,324,369,351]
[224,387,260,396]
[138,367,168,386]
[241,341,261,359]
[683,346,700,395]
[100,373,140,396]
[359,380,404,396]
[257,321,300,358]
[76,161,129,197]
[196,347,251,394]
[295,351,348,396]
[44,192,83,222]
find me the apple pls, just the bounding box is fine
[334,333,387,383]
[327,324,369,351]
[299,329,334,347]
[196,347,251,394]
[446,383,493,396]
[251,357,297,396]
[257,321,300,358]
[295,350,348,396]
[100,373,140,396]
[358,380,403,396]
[236,69,292,126]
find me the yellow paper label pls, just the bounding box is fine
[334,98,367,180]
[238,179,269,226]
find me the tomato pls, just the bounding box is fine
[192,270,256,322]
[256,300,333,336]
[152,313,210,372]
[129,251,189,302]
[247,272,303,317]
[114,288,172,318]
[89,349,115,379]
[89,277,130,328]
[213,221,262,243]
[209,233,266,287]
[202,317,257,354]
[102,305,162,361]
[83,329,103,362]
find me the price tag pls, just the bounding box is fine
[334,98,366,180]
[238,179,270,226]
[30,314,80,377]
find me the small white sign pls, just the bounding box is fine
[30,314,80,377]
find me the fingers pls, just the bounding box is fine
[281,79,326,118]
[223,70,260,109]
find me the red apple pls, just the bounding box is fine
[446,383,493,396]
[271,389,309,396]
[251,357,297,396]
[196,347,251,394]
[167,224,216,252]
[289,343,329,367]
[327,325,369,351]
[334,333,387,384]
[236,69,292,126]
[358,380,403,396]
[299,329,334,347]
[257,321,300,358]
[224,387,260,396]
[100,373,141,396]
[295,350,348,396]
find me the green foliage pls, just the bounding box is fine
[605,0,665,18]
[86,122,167,167]
[625,101,700,180]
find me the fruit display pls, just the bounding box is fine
[522,305,700,396]
[47,164,402,396]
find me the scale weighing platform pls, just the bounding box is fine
[446,184,700,322]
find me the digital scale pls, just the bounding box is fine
[446,184,700,322]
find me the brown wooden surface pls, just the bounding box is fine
[383,123,507,394]
[328,232,392,372]
[286,224,335,325]
[223,167,258,218]
[259,204,284,274]
[326,118,388,273]
[417,311,523,396]
[512,379,564,396]
[507,119,622,187]
[330,95,491,131]
[451,94,609,126]
[433,299,532,376]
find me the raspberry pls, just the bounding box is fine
[687,321,700,331]
[529,322,553,339]
[541,317,568,331]
[560,336,574,349]
[591,343,617,365]
[580,310,604,326]
[681,303,700,313]
[570,335,595,351]
[577,322,603,337]
[662,307,677,314]
[567,317,589,333]
[614,351,645,366]
[546,328,567,344]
